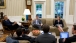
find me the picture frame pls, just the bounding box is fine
[26,0,32,5]
[0,0,6,8]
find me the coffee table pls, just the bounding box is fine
[20,21,30,29]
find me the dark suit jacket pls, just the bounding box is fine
[6,36,19,43]
[32,19,42,29]
[2,19,13,27]
[32,19,42,25]
[12,37,30,40]
[54,20,64,27]
[36,33,56,43]
[12,34,35,43]
[64,35,76,43]
[2,19,14,30]
[2,19,19,30]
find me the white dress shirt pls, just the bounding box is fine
[36,20,39,25]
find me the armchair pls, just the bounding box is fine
[1,19,15,36]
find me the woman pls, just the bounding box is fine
[54,16,64,27]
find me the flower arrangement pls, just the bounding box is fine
[22,16,25,21]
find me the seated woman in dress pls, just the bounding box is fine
[53,16,64,27]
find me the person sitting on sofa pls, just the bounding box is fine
[12,28,35,43]
[53,16,64,27]
[2,15,20,30]
[32,15,43,30]
[58,25,76,43]
[36,24,56,43]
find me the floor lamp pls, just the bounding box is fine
[23,9,31,21]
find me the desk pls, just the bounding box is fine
[20,21,31,29]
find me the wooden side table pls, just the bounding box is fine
[20,21,31,29]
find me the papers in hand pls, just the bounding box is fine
[57,24,62,27]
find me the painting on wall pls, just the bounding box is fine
[0,0,6,8]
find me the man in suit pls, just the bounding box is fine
[32,15,42,30]
[59,25,76,43]
[36,24,56,43]
[12,28,35,43]
[2,15,19,30]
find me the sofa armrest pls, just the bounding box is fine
[63,27,68,31]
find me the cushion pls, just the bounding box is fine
[46,18,53,26]
[39,18,46,25]
[49,26,57,32]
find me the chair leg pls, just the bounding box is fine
[11,33,13,37]
[11,31,14,37]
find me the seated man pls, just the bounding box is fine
[53,16,64,27]
[12,28,35,43]
[32,15,43,30]
[59,25,76,43]
[2,15,19,30]
[36,24,56,43]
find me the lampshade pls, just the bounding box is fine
[23,9,31,15]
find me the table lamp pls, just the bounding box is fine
[23,9,31,21]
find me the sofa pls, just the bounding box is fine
[29,18,68,36]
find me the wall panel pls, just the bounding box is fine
[46,0,51,15]
[69,0,75,15]
[0,0,26,16]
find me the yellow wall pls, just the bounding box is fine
[69,0,75,15]
[0,0,26,16]
[46,0,51,15]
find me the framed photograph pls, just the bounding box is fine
[0,0,6,8]
[26,0,32,5]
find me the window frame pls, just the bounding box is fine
[51,0,66,19]
[33,1,46,18]
[54,1,65,18]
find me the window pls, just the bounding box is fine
[36,4,42,18]
[34,1,46,18]
[55,1,64,18]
